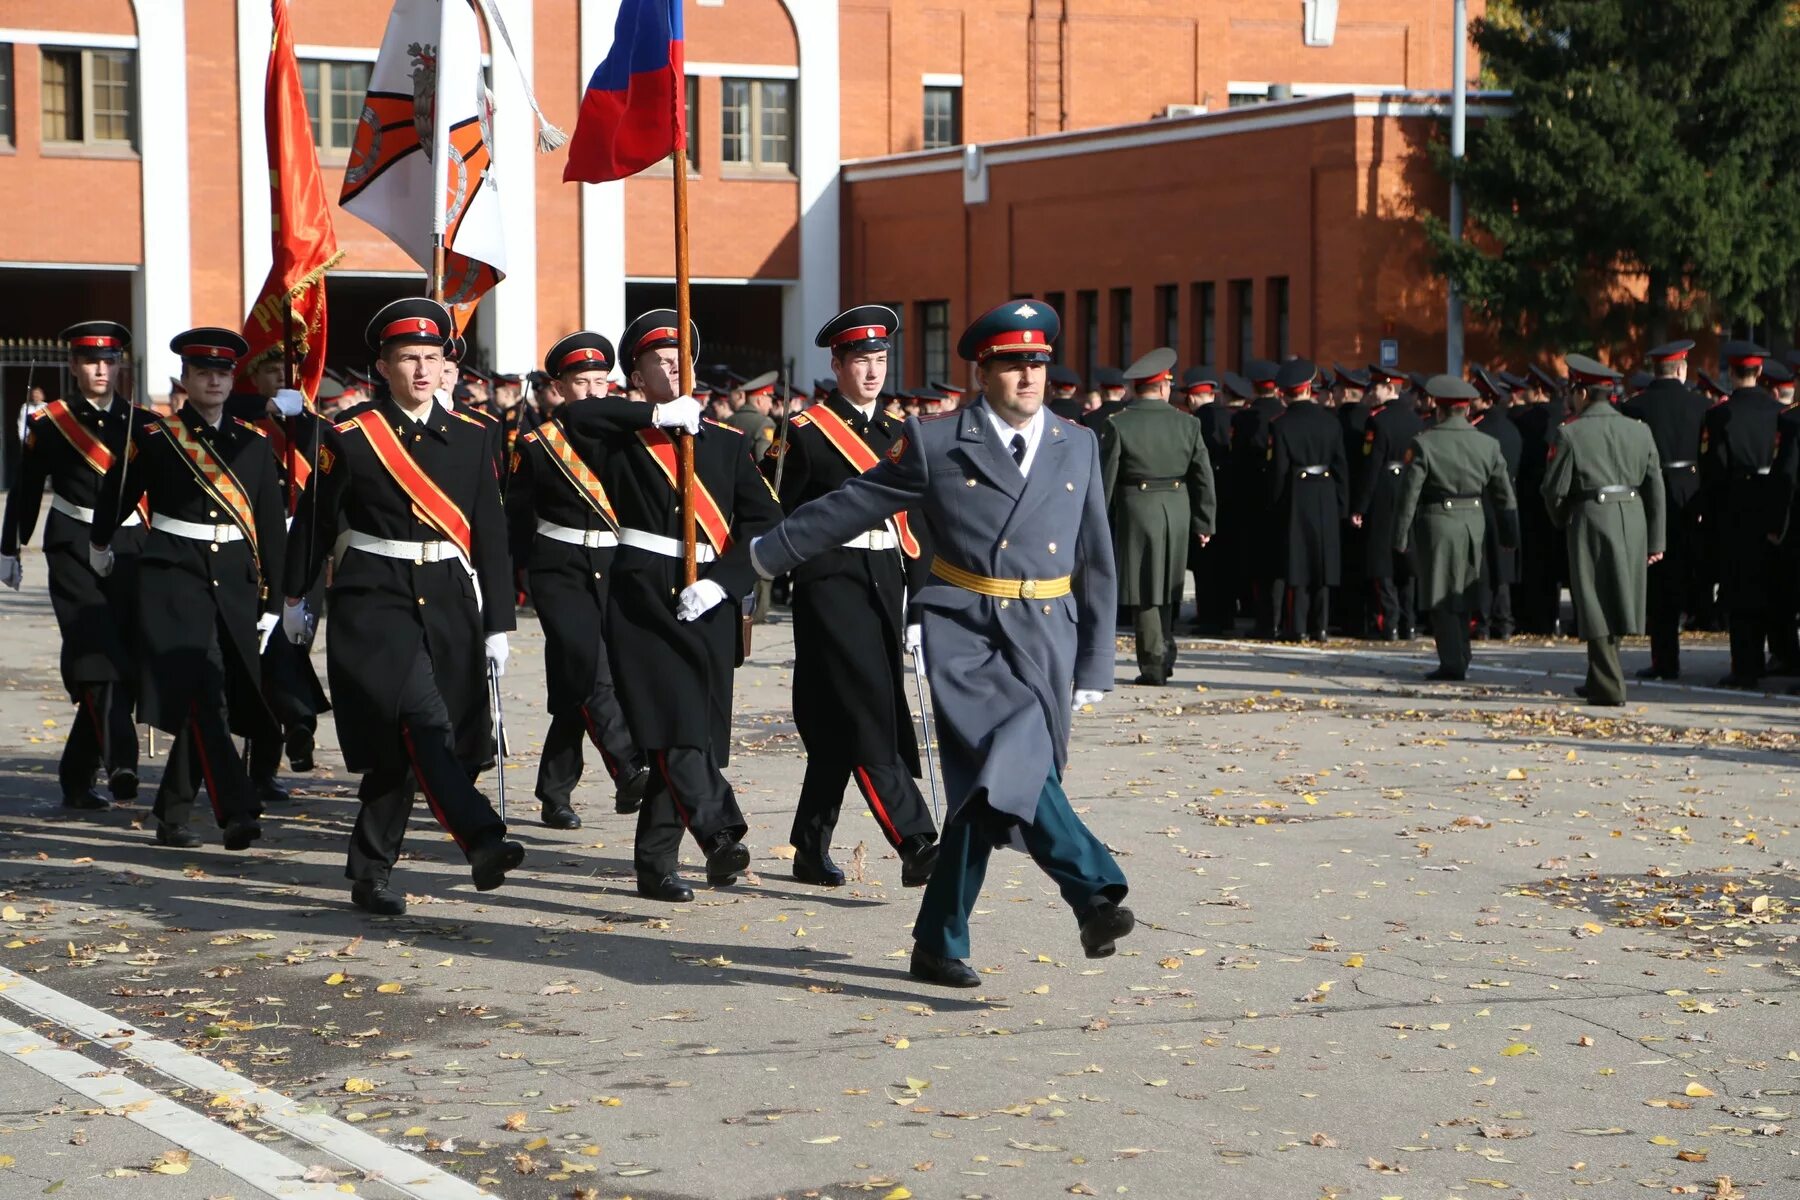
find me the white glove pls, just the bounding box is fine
[652,395,702,435]
[271,388,306,417]
[282,599,313,645]
[1072,689,1105,718]
[0,554,20,591]
[88,543,114,578]
[484,632,509,677]
[256,611,279,650]
[675,578,728,622]
[904,623,923,661]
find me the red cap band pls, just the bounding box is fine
[382,317,441,341]
[1185,382,1216,395]
[1650,347,1690,362]
[181,345,239,362]
[72,335,119,348]
[1732,355,1765,370]
[559,347,610,371]
[748,384,776,396]
[831,324,888,347]
[975,329,1048,360]
[1141,370,1172,386]
[633,326,680,357]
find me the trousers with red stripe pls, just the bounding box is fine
[347,647,506,884]
[792,757,934,860]
[634,747,747,877]
[59,682,138,800]
[151,638,257,831]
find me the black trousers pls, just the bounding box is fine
[1644,558,1684,673]
[1372,576,1416,637]
[792,757,935,859]
[248,713,316,782]
[1515,550,1561,634]
[59,682,138,799]
[152,634,256,830]
[634,746,747,877]
[346,647,506,884]
[1474,574,1514,637]
[535,683,640,807]
[1277,582,1329,640]
[1727,606,1769,681]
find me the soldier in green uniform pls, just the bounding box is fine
[1542,355,1666,706]
[1393,376,1518,681]
[1099,348,1216,685]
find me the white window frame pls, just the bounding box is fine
[298,58,372,160]
[40,45,136,148]
[719,76,795,174]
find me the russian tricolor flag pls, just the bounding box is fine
[564,0,686,183]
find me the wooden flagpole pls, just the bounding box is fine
[672,148,698,588]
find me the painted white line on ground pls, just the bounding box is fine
[0,1014,340,1197]
[0,967,487,1200]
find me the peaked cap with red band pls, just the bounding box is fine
[365,297,454,355]
[742,370,779,397]
[1564,353,1621,386]
[1124,347,1178,388]
[956,300,1060,364]
[1721,339,1769,372]
[1646,338,1694,363]
[170,326,249,370]
[1181,364,1220,395]
[62,320,131,362]
[815,304,899,355]
[1274,357,1316,397]
[619,309,701,366]
[544,331,617,378]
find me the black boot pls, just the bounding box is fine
[107,768,139,800]
[899,834,939,888]
[1079,902,1136,959]
[468,837,525,891]
[614,765,651,815]
[636,872,694,903]
[908,945,980,988]
[704,832,750,886]
[350,880,406,916]
[155,823,201,849]
[62,787,110,811]
[286,727,315,772]
[792,852,846,887]
[255,777,291,806]
[540,799,580,830]
[221,818,262,851]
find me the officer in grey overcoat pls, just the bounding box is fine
[752,300,1132,988]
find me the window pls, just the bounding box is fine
[1268,276,1290,360]
[299,59,371,156]
[1044,291,1066,362]
[1111,288,1133,366]
[919,301,950,388]
[41,47,135,147]
[1077,290,1099,381]
[922,85,961,150]
[1155,284,1178,356]
[721,78,794,171]
[1194,282,1217,366]
[1230,279,1254,371]
[684,75,699,169]
[0,45,13,146]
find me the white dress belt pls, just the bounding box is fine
[336,529,482,611]
[842,529,898,551]
[151,514,243,543]
[536,519,618,549]
[617,528,718,563]
[50,491,141,527]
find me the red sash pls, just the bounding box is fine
[537,422,618,528]
[40,401,150,522]
[635,429,733,553]
[343,411,472,559]
[159,417,260,560]
[256,416,313,511]
[795,407,921,558]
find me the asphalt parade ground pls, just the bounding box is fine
[1,571,1797,1200]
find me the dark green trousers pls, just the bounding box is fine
[1585,636,1625,704]
[1429,606,1472,676]
[1132,604,1176,680]
[913,774,1128,960]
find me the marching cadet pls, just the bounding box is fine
[764,306,939,888]
[1543,355,1665,706]
[1265,359,1348,642]
[1352,364,1423,640]
[0,320,145,810]
[1765,360,1800,683]
[1099,348,1216,683]
[1700,341,1784,687]
[1471,368,1523,639]
[1394,375,1517,681]
[558,311,783,903]
[283,299,524,914]
[229,350,331,802]
[727,372,779,457]
[1180,366,1234,633]
[1619,340,1707,679]
[1512,365,1568,634]
[507,332,651,830]
[751,299,1130,988]
[1336,364,1375,636]
[1047,365,1085,421]
[90,330,286,848]
[1230,360,1286,637]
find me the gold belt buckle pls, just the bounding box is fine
[1019,578,1039,600]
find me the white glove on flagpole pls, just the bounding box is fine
[87,543,114,578]
[485,632,510,677]
[1072,689,1105,719]
[675,579,728,621]
[652,395,702,435]
[256,611,279,651]
[904,623,923,666]
[0,554,21,591]
[282,599,313,645]
[271,388,306,417]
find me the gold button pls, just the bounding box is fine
[417,597,426,606]
[1048,542,1057,554]
[965,478,977,487]
[1065,482,1075,491]
[209,543,219,553]
[999,538,1009,549]
[208,509,218,517]
[999,599,1010,609]
[594,572,602,579]
[1041,604,1052,614]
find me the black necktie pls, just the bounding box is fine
[1010,433,1027,467]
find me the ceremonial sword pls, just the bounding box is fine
[908,642,942,824]
[488,661,508,821]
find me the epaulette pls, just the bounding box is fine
[705,418,743,435]
[919,410,959,422]
[448,409,486,428]
[521,429,540,444]
[789,412,813,428]
[235,417,267,437]
[333,417,361,435]
[884,406,906,421]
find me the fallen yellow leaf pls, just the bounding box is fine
[325,972,346,986]
[1684,1082,1714,1098]
[1344,954,1365,968]
[343,1077,376,1094]
[1499,1042,1532,1057]
[375,982,404,995]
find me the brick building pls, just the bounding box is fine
[0,0,1479,440]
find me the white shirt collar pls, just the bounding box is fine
[980,397,1047,477]
[849,397,878,422]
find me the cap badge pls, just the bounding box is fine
[1013,304,1038,318]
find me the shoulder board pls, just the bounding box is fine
[333,416,365,435]
[884,406,906,421]
[35,401,65,422]
[521,429,540,444]
[234,416,267,437]
[789,412,814,428]
[1369,404,1388,417]
[449,409,486,428]
[919,410,959,422]
[1052,414,1093,436]
[1708,397,1728,410]
[705,418,743,435]
[142,419,167,436]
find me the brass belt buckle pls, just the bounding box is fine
[1019,578,1039,600]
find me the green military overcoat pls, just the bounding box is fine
[1541,401,1666,638]
[1100,397,1217,606]
[1393,410,1518,611]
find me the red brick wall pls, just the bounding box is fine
[186,0,243,326]
[535,0,582,344]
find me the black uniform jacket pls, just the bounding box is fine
[1266,400,1349,585]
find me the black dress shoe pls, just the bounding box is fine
[909,945,980,988]
[1766,658,1800,676]
[1423,667,1465,681]
[221,819,262,851]
[255,777,291,805]
[62,788,111,811]
[107,768,139,800]
[350,880,407,916]
[899,834,939,888]
[286,729,315,772]
[1079,902,1136,959]
[1131,672,1166,686]
[636,872,694,903]
[155,823,202,848]
[1573,684,1590,698]
[540,801,581,830]
[792,853,846,887]
[704,833,750,885]
[615,765,652,815]
[468,838,525,891]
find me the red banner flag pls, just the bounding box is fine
[242,0,343,400]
